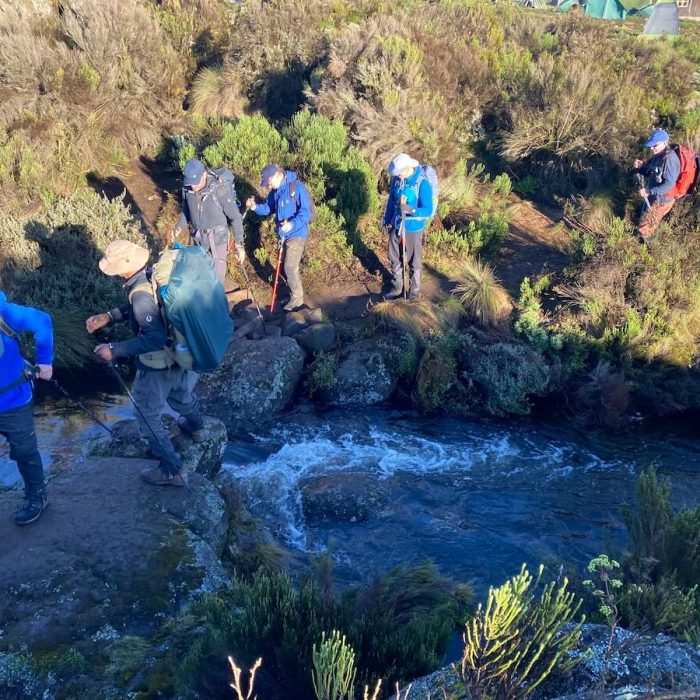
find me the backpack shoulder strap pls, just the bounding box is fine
[0,314,16,339]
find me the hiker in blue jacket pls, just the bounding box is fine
[86,240,205,488]
[0,292,53,525]
[383,153,433,299]
[174,159,246,287]
[633,129,681,242]
[246,164,311,311]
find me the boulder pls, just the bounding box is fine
[89,416,228,479]
[390,624,700,700]
[300,473,389,524]
[283,307,324,336]
[294,323,336,354]
[320,337,397,406]
[0,455,229,650]
[198,337,306,432]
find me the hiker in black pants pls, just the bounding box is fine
[382,153,433,299]
[86,240,205,488]
[173,159,245,287]
[0,291,53,525]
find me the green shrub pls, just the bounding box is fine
[312,630,356,700]
[175,563,462,700]
[305,352,339,397]
[0,652,41,700]
[492,172,512,197]
[461,564,585,700]
[203,115,290,187]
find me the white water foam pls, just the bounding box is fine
[223,420,623,552]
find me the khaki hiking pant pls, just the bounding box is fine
[637,199,675,240]
[132,367,203,475]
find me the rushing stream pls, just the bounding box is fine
[2,393,699,591]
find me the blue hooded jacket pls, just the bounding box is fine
[0,292,53,414]
[254,171,311,240]
[383,167,433,234]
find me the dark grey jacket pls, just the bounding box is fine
[177,173,244,244]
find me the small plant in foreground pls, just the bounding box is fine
[460,564,585,700]
[312,630,356,700]
[229,656,261,700]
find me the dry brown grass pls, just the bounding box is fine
[453,258,511,328]
[189,61,247,119]
[370,298,452,340]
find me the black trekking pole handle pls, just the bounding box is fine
[24,362,114,436]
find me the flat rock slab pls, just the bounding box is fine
[0,456,229,650]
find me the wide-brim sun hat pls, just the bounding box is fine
[99,240,149,277]
[388,153,419,177]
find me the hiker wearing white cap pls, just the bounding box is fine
[382,153,434,299]
[633,128,680,242]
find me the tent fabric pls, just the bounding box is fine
[584,0,627,18]
[644,1,680,35]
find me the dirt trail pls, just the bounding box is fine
[105,160,571,316]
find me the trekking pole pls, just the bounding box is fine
[635,172,650,211]
[108,362,168,451]
[237,261,266,330]
[270,239,285,312]
[24,362,113,435]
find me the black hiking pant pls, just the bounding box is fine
[0,401,45,499]
[387,230,422,297]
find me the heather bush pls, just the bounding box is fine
[174,563,462,700]
[0,191,149,366]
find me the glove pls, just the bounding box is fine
[234,244,246,264]
[400,202,414,216]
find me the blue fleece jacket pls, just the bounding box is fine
[383,167,433,234]
[0,292,53,414]
[639,146,681,204]
[253,171,311,240]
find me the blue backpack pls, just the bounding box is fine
[149,246,233,373]
[403,165,439,219]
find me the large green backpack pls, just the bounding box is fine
[149,245,233,373]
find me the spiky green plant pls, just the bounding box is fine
[312,631,357,700]
[461,564,585,700]
[453,257,510,327]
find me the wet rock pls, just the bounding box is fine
[198,337,306,432]
[300,473,388,523]
[0,456,229,650]
[391,624,700,700]
[89,416,227,479]
[294,323,336,354]
[320,337,397,406]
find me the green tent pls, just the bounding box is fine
[585,0,627,19]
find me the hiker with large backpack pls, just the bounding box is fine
[173,158,246,287]
[0,292,53,525]
[245,164,313,312]
[86,240,232,488]
[633,128,697,243]
[382,153,437,299]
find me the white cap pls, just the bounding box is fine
[388,153,419,177]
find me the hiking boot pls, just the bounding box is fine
[283,298,304,312]
[140,465,188,487]
[14,492,48,526]
[177,417,206,444]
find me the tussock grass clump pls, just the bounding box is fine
[189,63,247,120]
[371,299,451,340]
[453,258,511,328]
